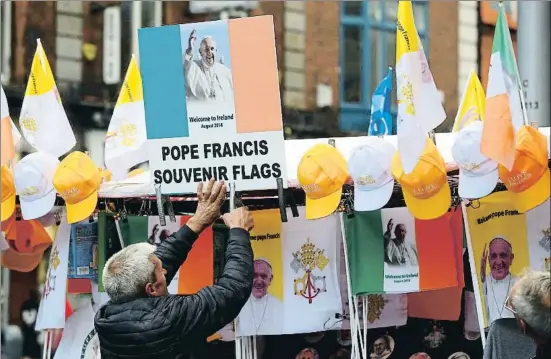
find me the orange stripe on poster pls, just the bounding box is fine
[415,214,459,290]
[228,16,283,134]
[177,216,214,294]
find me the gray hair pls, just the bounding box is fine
[510,270,551,338]
[103,243,157,303]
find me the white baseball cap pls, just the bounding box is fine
[348,138,396,211]
[14,152,60,220]
[452,121,499,199]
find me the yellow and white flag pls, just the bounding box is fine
[395,1,445,174]
[453,70,486,132]
[104,55,147,180]
[19,39,76,158]
[1,85,21,164]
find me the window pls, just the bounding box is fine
[0,1,12,84]
[130,1,163,61]
[339,0,429,133]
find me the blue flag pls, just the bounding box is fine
[368,67,393,136]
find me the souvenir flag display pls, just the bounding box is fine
[237,208,342,336]
[343,208,459,294]
[0,84,18,164]
[19,39,76,158]
[481,3,525,171]
[105,55,148,180]
[395,1,445,174]
[453,70,486,132]
[53,302,99,359]
[368,67,393,136]
[36,213,71,330]
[464,191,550,328]
[97,214,213,294]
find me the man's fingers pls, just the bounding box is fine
[215,183,226,205]
[197,182,204,202]
[209,181,223,202]
[204,178,215,199]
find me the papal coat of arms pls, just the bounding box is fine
[291,238,328,304]
[43,247,60,299]
[367,295,389,324]
[539,228,551,252]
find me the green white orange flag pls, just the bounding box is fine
[481,4,525,171]
[104,55,147,180]
[343,207,461,294]
[395,1,445,174]
[19,39,76,158]
[453,70,486,132]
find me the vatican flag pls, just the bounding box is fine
[19,39,76,158]
[453,70,486,132]
[104,55,147,180]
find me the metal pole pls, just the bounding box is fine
[517,1,551,127]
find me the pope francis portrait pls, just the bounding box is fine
[183,29,234,102]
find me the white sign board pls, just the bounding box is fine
[103,6,121,85]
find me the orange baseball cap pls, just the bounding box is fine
[1,215,52,272]
[297,144,348,220]
[1,165,16,221]
[53,151,101,224]
[392,138,451,220]
[498,125,550,213]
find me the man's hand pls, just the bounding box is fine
[223,207,254,232]
[186,29,197,55]
[188,179,226,233]
[386,219,394,233]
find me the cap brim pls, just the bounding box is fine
[354,180,394,211]
[0,243,50,272]
[403,182,452,220]
[458,169,499,199]
[66,190,98,224]
[509,169,550,213]
[1,193,15,222]
[305,189,342,220]
[20,190,57,220]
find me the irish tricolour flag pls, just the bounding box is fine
[481,4,525,171]
[343,207,462,294]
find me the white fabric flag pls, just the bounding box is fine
[19,39,76,158]
[91,281,110,312]
[35,213,71,330]
[54,302,100,359]
[526,198,551,271]
[282,207,342,334]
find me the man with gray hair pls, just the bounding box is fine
[94,180,254,358]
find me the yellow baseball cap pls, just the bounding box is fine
[392,138,451,220]
[297,144,348,220]
[498,125,550,213]
[1,165,16,222]
[53,151,101,224]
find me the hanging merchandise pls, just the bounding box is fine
[343,208,459,294]
[36,212,71,331]
[1,165,16,221]
[452,121,499,199]
[53,151,102,224]
[497,125,550,213]
[0,215,52,272]
[297,144,348,220]
[14,152,59,220]
[392,138,452,220]
[53,302,99,359]
[68,220,99,280]
[464,191,550,328]
[18,39,76,158]
[236,208,342,336]
[347,138,396,211]
[452,69,485,133]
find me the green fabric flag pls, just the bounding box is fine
[343,211,385,295]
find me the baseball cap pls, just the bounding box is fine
[53,151,101,224]
[1,165,16,222]
[392,138,451,220]
[452,121,499,199]
[14,152,60,220]
[498,125,550,213]
[297,144,348,220]
[348,138,396,211]
[1,215,52,272]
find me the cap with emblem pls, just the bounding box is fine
[348,138,396,211]
[392,138,451,220]
[452,121,499,199]
[14,152,60,220]
[1,165,16,221]
[297,144,348,220]
[53,151,101,224]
